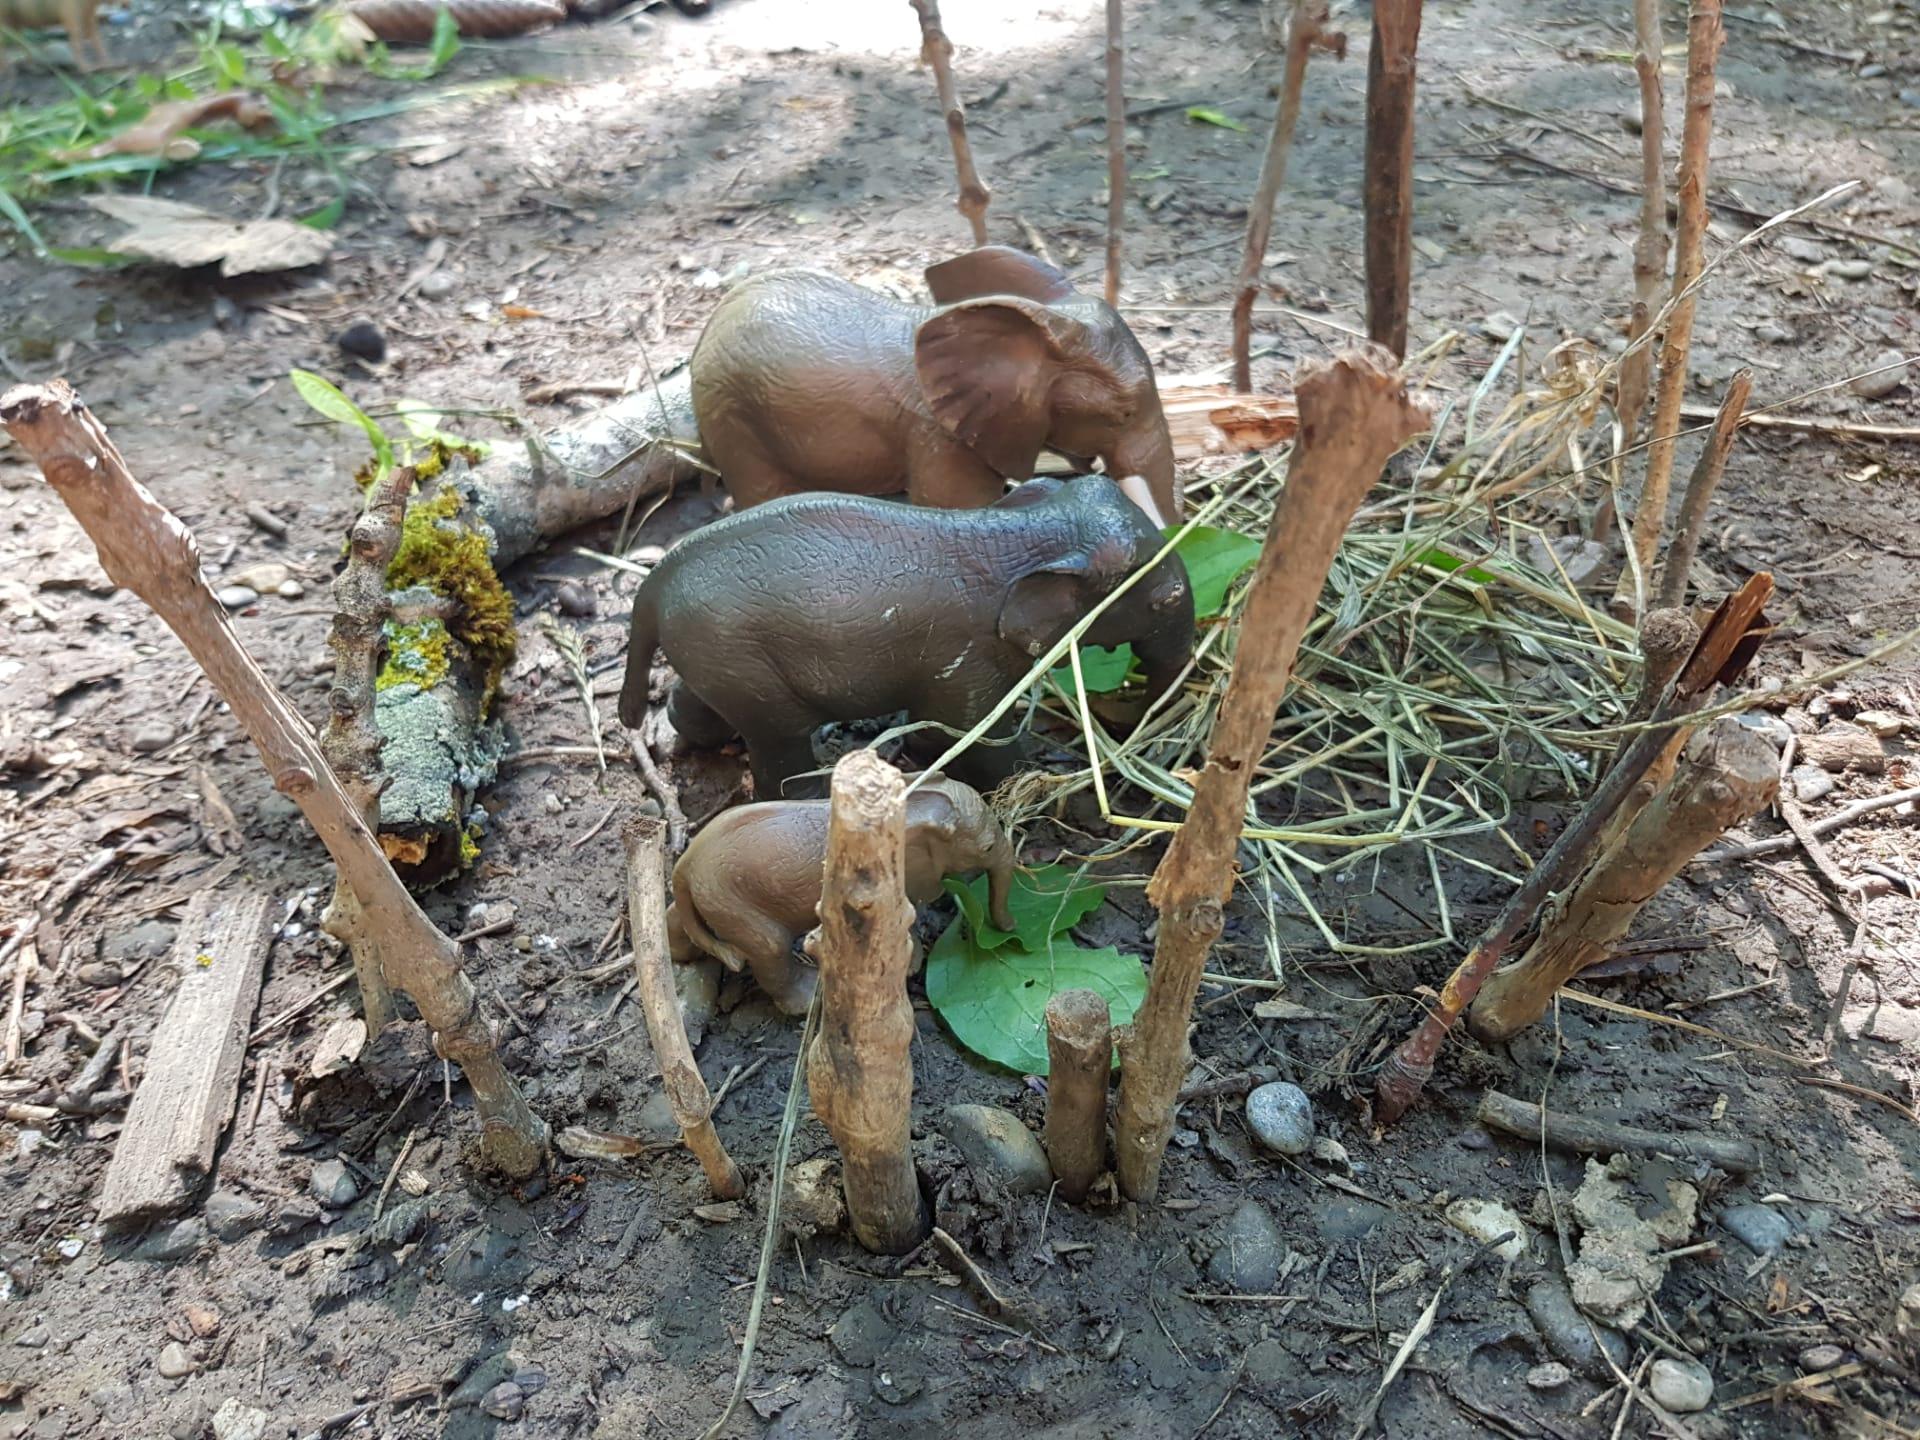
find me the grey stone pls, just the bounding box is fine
[1527,1276,1629,1377]
[480,1382,525,1421]
[554,581,596,618]
[167,1403,211,1440]
[417,271,457,301]
[201,1191,264,1241]
[309,1158,359,1210]
[1754,322,1794,345]
[130,722,175,754]
[1798,1344,1845,1371]
[450,1351,516,1409]
[209,1400,269,1440]
[215,585,259,610]
[1895,1279,1920,1340]
[1790,764,1836,804]
[1721,1203,1793,1256]
[1205,1199,1285,1292]
[828,1298,891,1368]
[1734,711,1792,751]
[137,1218,207,1263]
[1648,1357,1714,1413]
[12,1325,47,1349]
[1900,88,1920,109]
[1526,1361,1571,1390]
[942,1104,1051,1195]
[157,1341,195,1380]
[105,918,177,962]
[276,580,304,600]
[1245,1081,1314,1156]
[1851,349,1909,401]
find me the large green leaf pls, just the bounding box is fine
[926,918,1145,1075]
[1185,105,1247,132]
[290,369,393,483]
[943,863,1107,952]
[1171,524,1263,618]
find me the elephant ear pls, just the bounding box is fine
[997,534,1136,659]
[905,786,961,841]
[915,299,1086,480]
[924,246,1077,304]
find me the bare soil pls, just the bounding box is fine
[2,1,1918,1437]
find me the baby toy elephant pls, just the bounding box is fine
[618,474,1194,800]
[690,244,1182,528]
[667,776,1016,1014]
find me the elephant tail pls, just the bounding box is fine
[617,581,661,729]
[669,860,743,973]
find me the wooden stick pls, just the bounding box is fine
[1655,369,1751,611]
[623,818,742,1199]
[1468,718,1778,1042]
[807,751,929,1252]
[1361,0,1424,358]
[97,889,274,1223]
[320,465,414,1038]
[1617,0,1724,615]
[1,381,547,1180]
[909,0,990,246]
[1103,0,1125,305]
[1700,784,1920,864]
[1613,0,1669,452]
[2,939,36,1071]
[1113,349,1432,1201]
[1043,989,1112,1204]
[1231,1,1344,391]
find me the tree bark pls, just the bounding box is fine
[1655,369,1751,611]
[807,752,929,1253]
[1469,718,1777,1041]
[1231,0,1343,390]
[1613,0,1669,454]
[1112,349,1432,1201]
[1474,1089,1758,1173]
[1616,0,1724,615]
[1362,0,1423,358]
[909,0,991,246]
[1,380,547,1180]
[1043,989,1112,1204]
[1103,0,1126,306]
[625,818,743,1199]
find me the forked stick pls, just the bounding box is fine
[909,0,991,245]
[2,381,546,1177]
[1231,0,1345,390]
[625,818,743,1199]
[1113,349,1432,1201]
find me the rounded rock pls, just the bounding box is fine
[417,271,457,301]
[335,319,388,366]
[156,1341,195,1380]
[1245,1081,1314,1156]
[1721,1202,1793,1256]
[554,581,596,618]
[215,585,259,611]
[941,1104,1051,1195]
[1850,349,1909,401]
[1647,1357,1714,1413]
[1525,1361,1571,1391]
[309,1158,360,1210]
[1797,1344,1844,1371]
[130,723,176,754]
[277,580,305,600]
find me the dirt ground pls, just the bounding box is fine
[3,0,1919,1436]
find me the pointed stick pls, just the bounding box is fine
[909,0,991,245]
[1361,0,1424,358]
[1655,368,1751,611]
[1231,0,1345,391]
[1114,349,1431,1201]
[1103,0,1126,305]
[1616,0,1725,615]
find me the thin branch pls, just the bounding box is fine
[909,0,991,245]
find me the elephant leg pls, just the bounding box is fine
[719,913,817,1016]
[916,684,1029,794]
[741,725,825,802]
[665,681,739,749]
[906,434,1010,509]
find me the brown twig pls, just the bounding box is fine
[1361,0,1424,358]
[1612,0,1669,458]
[1231,1,1344,390]
[1617,0,1724,616]
[2,940,35,1072]
[807,752,929,1252]
[1655,369,1751,611]
[909,0,991,245]
[1700,784,1920,864]
[1042,990,1112,1204]
[1113,349,1432,1201]
[1,381,546,1179]
[623,818,742,1199]
[1103,0,1125,306]
[628,728,687,854]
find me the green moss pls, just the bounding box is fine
[376,617,452,693]
[385,485,517,708]
[457,823,482,869]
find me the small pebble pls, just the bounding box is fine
[1480,310,1523,342]
[1896,1280,1920,1341]
[1205,1198,1286,1292]
[130,723,175,754]
[1648,1357,1714,1413]
[554,580,596,618]
[335,319,388,365]
[157,1341,195,1380]
[211,1399,270,1440]
[1857,62,1888,79]
[481,1382,525,1422]
[417,270,457,300]
[76,962,124,988]
[1444,1196,1529,1261]
[1525,1361,1571,1391]
[542,794,565,815]
[1855,709,1904,739]
[1734,711,1792,751]
[941,1104,1052,1195]
[1244,1081,1314,1156]
[1790,763,1836,804]
[1721,1202,1793,1256]
[1754,322,1794,345]
[277,579,305,600]
[1900,88,1920,109]
[309,1158,360,1210]
[1851,349,1909,401]
[216,585,259,611]
[1798,1344,1845,1371]
[12,1325,48,1349]
[1822,258,1874,281]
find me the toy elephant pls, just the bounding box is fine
[667,776,1016,1014]
[690,245,1183,528]
[617,474,1195,800]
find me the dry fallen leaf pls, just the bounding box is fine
[308,1016,368,1080]
[63,93,274,163]
[87,196,334,277]
[693,1201,743,1224]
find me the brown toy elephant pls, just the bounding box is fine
[667,776,1016,1014]
[689,245,1182,528]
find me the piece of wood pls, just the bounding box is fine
[1601,607,1701,848]
[909,0,990,246]
[1361,0,1423,358]
[1113,349,1432,1201]
[1043,989,1112,1204]
[1613,0,1669,455]
[1103,0,1125,306]
[2,939,34,1072]
[807,752,929,1253]
[624,818,743,1199]
[97,889,274,1223]
[1656,369,1751,611]
[1161,384,1301,456]
[2,381,547,1180]
[1700,784,1920,864]
[1798,728,1888,775]
[1231,0,1344,390]
[1475,1090,1763,1173]
[1617,0,1724,615]
[1468,718,1777,1042]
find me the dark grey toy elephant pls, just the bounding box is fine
[617,475,1195,799]
[689,245,1183,528]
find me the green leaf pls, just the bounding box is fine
[1052,641,1136,696]
[1410,547,1499,586]
[926,918,1145,1074]
[1185,105,1247,132]
[943,862,1107,952]
[1168,524,1263,618]
[0,188,49,258]
[395,399,493,458]
[300,195,346,230]
[290,369,393,482]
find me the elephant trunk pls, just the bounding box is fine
[985,845,1017,934]
[1107,418,1180,527]
[1130,597,1196,710]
